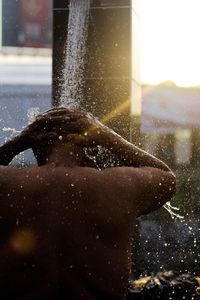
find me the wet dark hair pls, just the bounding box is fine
[32,142,97,168]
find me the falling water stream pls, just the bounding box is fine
[60,0,90,107]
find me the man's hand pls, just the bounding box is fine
[63,110,110,148]
[0,107,109,165]
[6,107,78,150]
[0,107,73,165]
[38,107,109,147]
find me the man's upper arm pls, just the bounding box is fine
[102,166,176,217]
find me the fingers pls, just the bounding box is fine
[30,132,59,147]
[37,107,88,119]
[24,108,98,142]
[49,117,92,134]
[38,107,72,118]
[66,134,85,145]
[66,133,97,147]
[33,115,72,132]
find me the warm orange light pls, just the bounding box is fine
[10,229,37,255]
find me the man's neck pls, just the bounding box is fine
[46,143,86,167]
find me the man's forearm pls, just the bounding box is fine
[101,128,172,172]
[0,135,27,165]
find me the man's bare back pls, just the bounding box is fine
[0,107,176,299]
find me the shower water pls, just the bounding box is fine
[60,0,90,107]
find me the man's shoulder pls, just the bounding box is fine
[48,166,101,183]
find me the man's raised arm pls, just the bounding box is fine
[0,108,72,165]
[66,109,176,215]
[66,110,173,172]
[0,135,27,166]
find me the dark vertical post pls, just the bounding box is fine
[53,0,132,139]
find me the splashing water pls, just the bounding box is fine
[1,107,41,167]
[2,126,25,166]
[60,0,90,107]
[164,201,184,219]
[27,107,40,124]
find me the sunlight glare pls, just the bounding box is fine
[140,0,200,86]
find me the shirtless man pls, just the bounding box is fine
[0,107,176,300]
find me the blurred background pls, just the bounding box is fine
[0,0,52,164]
[1,0,200,275]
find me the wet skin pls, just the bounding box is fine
[0,108,176,299]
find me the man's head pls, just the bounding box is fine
[31,107,96,168]
[32,134,88,167]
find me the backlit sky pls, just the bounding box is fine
[140,0,200,87]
